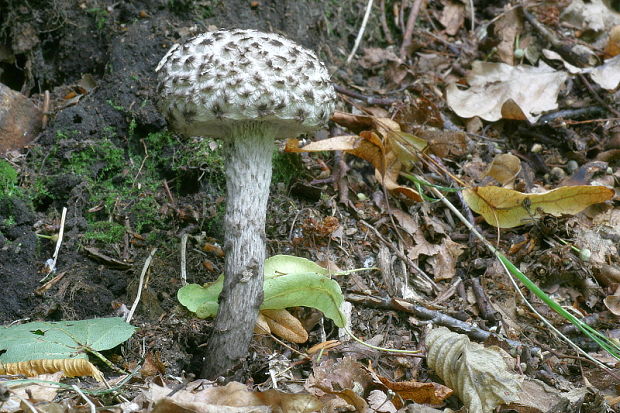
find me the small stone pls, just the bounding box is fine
[566,160,579,174]
[550,167,566,180]
[531,143,543,153]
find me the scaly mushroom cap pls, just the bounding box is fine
[156,29,336,138]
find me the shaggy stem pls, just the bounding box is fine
[201,123,275,379]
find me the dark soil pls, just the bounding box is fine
[1,0,619,410]
[0,0,356,375]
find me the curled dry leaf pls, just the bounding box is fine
[0,358,104,382]
[260,308,309,343]
[446,61,568,123]
[375,374,453,408]
[484,153,521,187]
[307,340,340,355]
[426,327,522,413]
[463,185,614,228]
[285,127,423,202]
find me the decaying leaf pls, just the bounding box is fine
[446,61,568,123]
[483,153,521,187]
[463,185,614,228]
[0,358,104,382]
[257,309,309,343]
[2,372,63,413]
[376,374,453,408]
[589,54,620,90]
[285,117,425,202]
[426,327,522,413]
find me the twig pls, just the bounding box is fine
[399,0,425,59]
[346,293,540,355]
[360,220,439,292]
[471,277,500,324]
[333,84,398,106]
[72,385,96,413]
[468,0,474,32]
[577,74,620,118]
[126,248,157,323]
[347,0,374,64]
[41,207,67,281]
[41,90,50,129]
[379,0,394,44]
[180,233,188,285]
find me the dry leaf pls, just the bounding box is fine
[426,327,522,413]
[484,153,521,187]
[0,358,104,382]
[376,375,453,408]
[463,185,614,228]
[307,340,340,355]
[439,0,465,36]
[589,54,620,90]
[446,61,568,123]
[604,25,620,57]
[493,7,524,65]
[2,372,63,413]
[261,309,308,343]
[560,0,620,32]
[255,389,322,413]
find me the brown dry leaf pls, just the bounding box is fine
[285,130,422,202]
[307,340,340,355]
[0,83,43,154]
[2,372,63,413]
[605,25,620,57]
[426,327,522,413]
[307,357,373,412]
[408,235,464,281]
[484,153,522,187]
[0,358,104,382]
[261,308,308,343]
[603,286,620,316]
[376,375,453,408]
[145,382,267,412]
[439,0,465,35]
[493,7,524,65]
[462,185,614,228]
[255,389,322,413]
[446,61,568,123]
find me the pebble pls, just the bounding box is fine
[566,160,579,174]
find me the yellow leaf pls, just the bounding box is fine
[463,185,614,228]
[0,358,104,381]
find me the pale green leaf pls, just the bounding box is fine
[0,318,135,363]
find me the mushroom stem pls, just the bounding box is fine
[201,122,275,378]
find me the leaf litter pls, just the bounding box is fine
[1,0,620,412]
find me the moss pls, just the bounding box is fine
[272,150,304,186]
[0,160,21,199]
[84,221,126,243]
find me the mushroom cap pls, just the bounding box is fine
[156,29,336,138]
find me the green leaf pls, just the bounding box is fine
[178,276,223,317]
[262,272,346,327]
[178,255,347,327]
[0,318,135,363]
[264,255,330,278]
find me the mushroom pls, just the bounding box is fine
[155,29,336,377]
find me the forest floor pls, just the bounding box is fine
[0,0,619,412]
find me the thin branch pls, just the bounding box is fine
[126,248,157,323]
[347,0,374,64]
[399,0,425,59]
